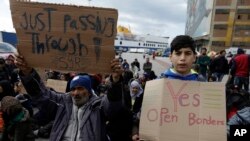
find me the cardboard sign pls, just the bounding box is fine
[46,79,67,93]
[140,79,227,141]
[9,0,118,73]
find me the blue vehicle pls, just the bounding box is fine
[162,48,170,57]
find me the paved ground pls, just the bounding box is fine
[120,52,172,77]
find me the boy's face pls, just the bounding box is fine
[170,48,196,75]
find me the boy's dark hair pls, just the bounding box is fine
[170,35,196,54]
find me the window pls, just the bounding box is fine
[240,42,245,46]
[212,41,225,46]
[238,0,245,5]
[235,25,250,30]
[238,15,241,20]
[120,41,122,45]
[214,24,228,30]
[215,9,230,14]
[232,42,246,47]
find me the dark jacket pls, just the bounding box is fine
[131,61,140,71]
[20,69,126,141]
[0,80,15,100]
[209,56,229,74]
[143,62,152,73]
[106,76,133,141]
[1,108,35,141]
[0,69,10,83]
[196,55,210,75]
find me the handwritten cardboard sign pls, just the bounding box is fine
[140,79,227,141]
[46,79,67,93]
[9,0,118,73]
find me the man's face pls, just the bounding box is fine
[146,58,149,62]
[201,49,207,55]
[70,86,90,107]
[170,48,196,75]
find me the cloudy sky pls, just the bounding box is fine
[0,0,187,41]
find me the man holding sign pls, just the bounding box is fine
[15,55,125,141]
[9,1,130,140]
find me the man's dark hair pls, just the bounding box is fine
[219,50,226,55]
[237,48,244,54]
[201,47,207,52]
[170,35,196,54]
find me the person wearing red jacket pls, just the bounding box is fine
[230,48,250,92]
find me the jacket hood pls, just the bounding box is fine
[163,68,199,81]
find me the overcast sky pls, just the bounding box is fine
[0,0,187,42]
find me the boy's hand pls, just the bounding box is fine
[110,58,123,83]
[15,55,32,76]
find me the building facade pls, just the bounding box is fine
[186,0,250,52]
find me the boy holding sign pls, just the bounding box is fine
[162,35,205,81]
[133,35,205,141]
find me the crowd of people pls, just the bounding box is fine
[0,35,249,141]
